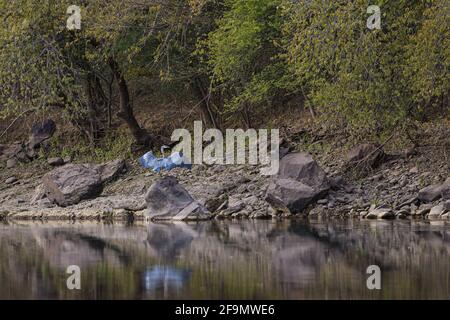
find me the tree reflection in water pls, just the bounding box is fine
[0,220,449,299]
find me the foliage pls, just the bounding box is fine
[406,0,449,117]
[0,0,448,146]
[205,0,287,115]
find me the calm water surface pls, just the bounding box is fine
[0,219,449,299]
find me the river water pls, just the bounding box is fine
[0,219,449,299]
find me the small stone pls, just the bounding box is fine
[400,205,410,212]
[397,213,407,219]
[47,157,64,166]
[317,198,328,205]
[396,209,410,216]
[5,177,17,184]
[250,210,270,219]
[396,197,417,209]
[366,208,395,219]
[359,211,368,217]
[409,166,419,174]
[6,158,17,169]
[428,204,446,218]
[415,203,433,216]
[30,184,46,204]
[444,200,450,212]
[37,198,53,208]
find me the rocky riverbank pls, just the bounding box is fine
[1,138,449,221]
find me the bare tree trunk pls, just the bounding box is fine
[193,77,219,129]
[242,103,251,129]
[109,58,153,148]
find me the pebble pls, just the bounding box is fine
[5,177,17,184]
[6,158,18,169]
[47,157,64,166]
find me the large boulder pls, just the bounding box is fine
[41,159,127,206]
[145,176,211,221]
[265,152,329,214]
[345,143,386,170]
[42,164,102,206]
[418,177,450,203]
[96,158,126,184]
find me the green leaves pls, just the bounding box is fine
[282,0,448,139]
[205,0,284,113]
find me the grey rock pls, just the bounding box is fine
[395,197,417,210]
[345,143,386,169]
[444,200,450,212]
[96,159,126,184]
[36,198,53,208]
[266,178,324,214]
[428,204,445,218]
[277,152,329,188]
[418,178,450,203]
[366,208,395,220]
[242,195,259,206]
[397,213,408,219]
[249,210,270,219]
[204,194,228,213]
[47,157,64,166]
[329,176,345,190]
[266,152,329,213]
[43,164,102,206]
[145,176,211,221]
[415,203,433,216]
[359,211,368,218]
[396,209,410,217]
[5,177,17,184]
[6,158,17,169]
[418,184,443,202]
[30,184,47,204]
[226,196,245,213]
[441,178,450,200]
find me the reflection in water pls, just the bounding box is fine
[143,266,191,299]
[0,219,449,299]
